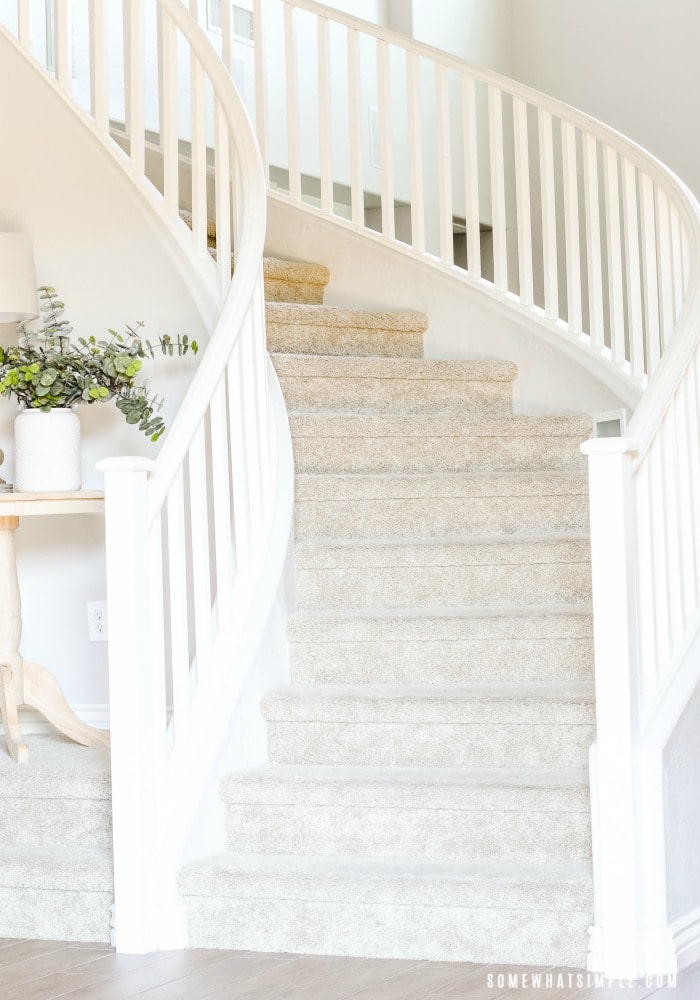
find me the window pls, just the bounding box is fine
[207,1,254,41]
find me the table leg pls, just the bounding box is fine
[22,660,110,750]
[0,663,28,763]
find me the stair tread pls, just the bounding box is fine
[266,680,594,701]
[266,303,429,332]
[0,846,113,890]
[180,852,592,902]
[272,353,517,382]
[0,735,111,799]
[224,763,590,786]
[289,602,592,624]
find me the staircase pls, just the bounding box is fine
[177,261,596,967]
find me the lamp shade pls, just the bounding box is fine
[0,233,38,323]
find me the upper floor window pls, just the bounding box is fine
[207,1,254,41]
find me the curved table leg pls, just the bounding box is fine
[0,663,28,763]
[22,660,110,750]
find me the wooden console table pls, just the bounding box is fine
[0,491,110,762]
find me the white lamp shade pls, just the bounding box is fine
[0,233,38,323]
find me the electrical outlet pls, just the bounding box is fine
[87,601,108,642]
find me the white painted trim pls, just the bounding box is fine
[642,616,700,746]
[672,905,700,972]
[0,704,110,735]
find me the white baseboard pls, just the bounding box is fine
[0,704,110,736]
[672,905,700,972]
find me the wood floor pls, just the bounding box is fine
[0,938,694,999]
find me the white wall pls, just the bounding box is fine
[0,33,208,706]
[410,0,512,74]
[510,0,700,199]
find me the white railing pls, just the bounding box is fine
[245,0,700,980]
[250,0,693,407]
[3,0,288,952]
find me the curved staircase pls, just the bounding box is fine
[179,262,596,966]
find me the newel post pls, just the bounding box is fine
[97,456,162,953]
[581,437,643,979]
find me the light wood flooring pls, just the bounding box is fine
[0,939,695,999]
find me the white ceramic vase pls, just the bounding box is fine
[14,407,82,492]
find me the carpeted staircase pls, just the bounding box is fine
[178,259,596,967]
[0,254,595,963]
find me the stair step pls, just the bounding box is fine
[222,765,590,863]
[295,471,589,538]
[295,535,591,610]
[289,412,591,474]
[266,304,427,357]
[263,683,595,768]
[180,211,331,303]
[179,853,592,965]
[0,847,113,943]
[288,606,594,683]
[273,354,516,415]
[0,737,111,848]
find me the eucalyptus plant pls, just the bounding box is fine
[0,286,197,441]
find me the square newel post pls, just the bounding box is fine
[98,455,164,954]
[581,436,643,979]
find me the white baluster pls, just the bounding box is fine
[660,415,683,649]
[688,354,700,610]
[210,377,234,630]
[347,27,364,227]
[648,435,670,673]
[462,75,481,279]
[487,86,506,290]
[436,63,454,266]
[188,422,213,684]
[253,0,269,181]
[622,159,644,378]
[228,340,252,579]
[317,16,333,215]
[512,96,533,306]
[52,0,70,87]
[160,8,179,220]
[670,205,684,322]
[604,146,625,364]
[214,98,232,300]
[583,134,605,349]
[17,0,30,47]
[634,460,657,694]
[538,109,558,320]
[123,0,145,176]
[284,2,301,201]
[656,188,674,350]
[674,379,696,617]
[89,0,108,134]
[190,56,208,254]
[221,0,232,72]
[640,175,661,374]
[406,52,425,254]
[166,467,191,740]
[377,39,394,240]
[561,121,582,334]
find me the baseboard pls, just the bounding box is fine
[0,704,110,735]
[672,905,700,972]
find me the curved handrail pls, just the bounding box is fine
[254,0,700,407]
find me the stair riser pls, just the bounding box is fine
[0,800,112,849]
[0,888,112,943]
[225,803,591,863]
[296,563,591,610]
[265,279,325,305]
[279,374,512,415]
[290,638,594,683]
[184,897,590,966]
[296,495,589,539]
[267,325,424,358]
[291,435,588,474]
[267,722,594,768]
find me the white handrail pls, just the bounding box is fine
[4,0,283,953]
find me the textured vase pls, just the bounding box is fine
[14,407,82,492]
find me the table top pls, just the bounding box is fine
[0,491,105,517]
